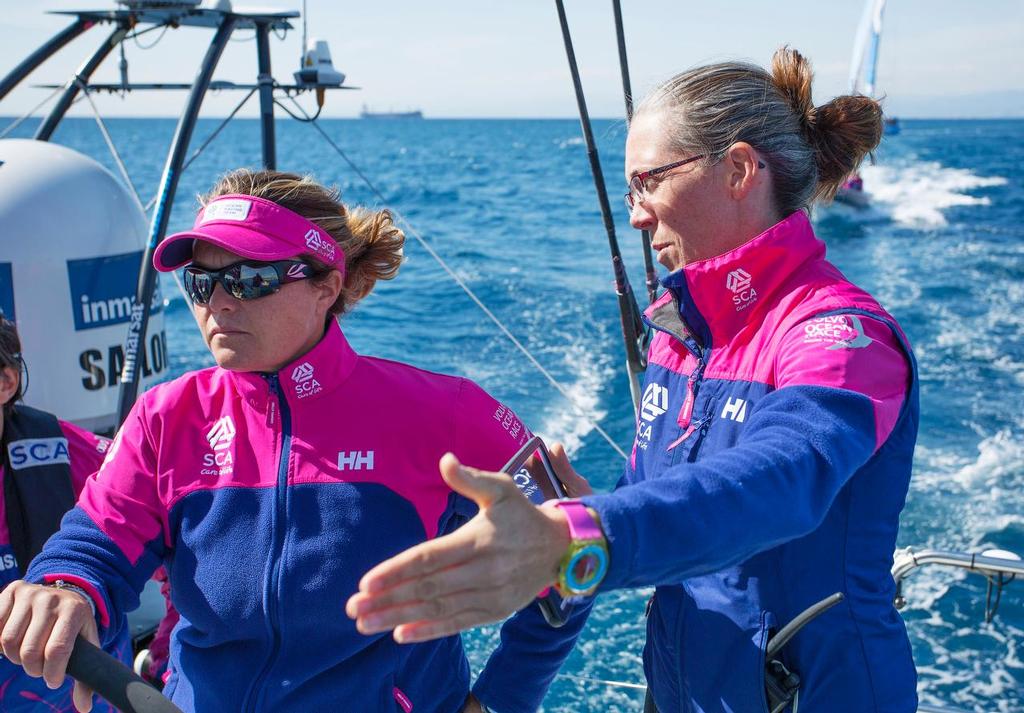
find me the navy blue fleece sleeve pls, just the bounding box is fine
[582,385,877,590]
[472,597,592,713]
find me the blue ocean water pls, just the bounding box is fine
[10,116,1024,711]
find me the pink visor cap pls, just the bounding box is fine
[153,194,346,275]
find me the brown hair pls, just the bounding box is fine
[636,47,884,213]
[202,169,405,316]
[0,315,23,417]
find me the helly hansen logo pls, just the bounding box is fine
[206,416,236,451]
[640,383,669,423]
[338,451,375,471]
[291,361,322,398]
[721,397,748,423]
[726,268,757,311]
[304,228,337,262]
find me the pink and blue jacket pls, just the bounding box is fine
[27,321,589,713]
[0,417,126,712]
[582,212,919,712]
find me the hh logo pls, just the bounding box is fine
[726,268,757,312]
[338,450,375,471]
[291,361,322,398]
[7,438,70,470]
[640,383,669,423]
[721,397,748,423]
[304,228,337,262]
[206,416,236,451]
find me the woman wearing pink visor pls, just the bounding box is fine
[2,169,589,713]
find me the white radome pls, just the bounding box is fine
[0,139,167,433]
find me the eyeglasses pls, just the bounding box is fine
[624,154,707,210]
[183,259,317,305]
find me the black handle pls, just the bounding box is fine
[66,637,182,713]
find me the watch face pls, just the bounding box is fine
[566,543,608,593]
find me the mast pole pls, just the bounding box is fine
[116,16,238,424]
[255,21,276,169]
[554,0,645,412]
[611,0,658,308]
[0,18,93,102]
[35,24,130,141]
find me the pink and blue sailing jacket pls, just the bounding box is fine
[582,212,919,712]
[0,418,127,712]
[27,321,589,713]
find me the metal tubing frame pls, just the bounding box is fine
[892,548,1024,584]
[610,0,659,307]
[255,21,276,169]
[35,24,130,141]
[554,0,646,410]
[116,16,239,423]
[0,18,93,102]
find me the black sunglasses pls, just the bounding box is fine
[183,259,317,305]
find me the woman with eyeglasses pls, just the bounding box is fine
[347,47,919,712]
[0,315,127,712]
[1,169,589,713]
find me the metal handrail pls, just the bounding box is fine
[892,547,1024,583]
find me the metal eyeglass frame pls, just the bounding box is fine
[624,154,707,210]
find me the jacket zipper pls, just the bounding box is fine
[243,374,292,711]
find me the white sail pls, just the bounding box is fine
[848,0,888,97]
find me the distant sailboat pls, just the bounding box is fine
[837,0,895,208]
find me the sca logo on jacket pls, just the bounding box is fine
[291,362,322,399]
[7,438,70,470]
[201,416,235,476]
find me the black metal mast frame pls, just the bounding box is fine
[0,5,355,425]
[554,0,649,412]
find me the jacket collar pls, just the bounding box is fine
[645,211,824,350]
[229,319,358,407]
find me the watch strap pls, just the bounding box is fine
[554,500,603,541]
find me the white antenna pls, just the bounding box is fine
[301,0,308,66]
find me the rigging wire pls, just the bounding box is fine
[144,86,258,213]
[132,24,169,51]
[556,672,647,691]
[0,85,63,139]
[273,94,322,123]
[78,78,192,305]
[77,79,145,213]
[282,94,629,461]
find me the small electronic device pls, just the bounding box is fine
[500,436,574,627]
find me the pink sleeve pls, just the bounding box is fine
[76,399,169,565]
[453,380,532,472]
[775,313,910,452]
[58,420,112,497]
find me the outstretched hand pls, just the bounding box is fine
[346,452,573,643]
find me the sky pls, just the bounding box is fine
[2,0,1022,119]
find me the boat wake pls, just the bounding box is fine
[844,160,1008,227]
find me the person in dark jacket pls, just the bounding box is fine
[0,315,124,712]
[348,47,919,713]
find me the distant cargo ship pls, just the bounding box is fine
[359,105,423,119]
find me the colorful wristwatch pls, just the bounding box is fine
[551,500,609,597]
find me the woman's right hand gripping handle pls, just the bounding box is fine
[0,579,99,712]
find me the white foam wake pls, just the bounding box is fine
[859,161,1007,227]
[534,341,615,458]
